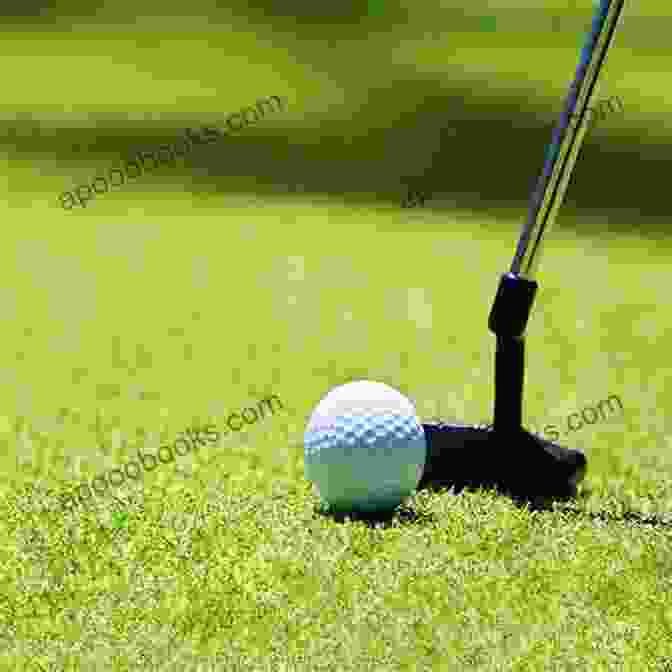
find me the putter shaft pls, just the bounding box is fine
[488,0,627,432]
[512,0,627,280]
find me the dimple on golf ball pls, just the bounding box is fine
[304,380,427,514]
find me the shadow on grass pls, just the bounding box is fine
[421,481,581,513]
[354,482,672,532]
[560,507,672,530]
[500,484,672,530]
[313,502,438,528]
[311,485,581,528]
[550,492,672,530]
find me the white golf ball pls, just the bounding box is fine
[304,380,426,514]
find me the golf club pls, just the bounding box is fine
[418,0,627,501]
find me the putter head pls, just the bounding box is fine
[418,422,587,503]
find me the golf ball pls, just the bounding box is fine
[304,380,426,514]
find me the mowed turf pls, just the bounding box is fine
[2,197,671,671]
[2,3,672,670]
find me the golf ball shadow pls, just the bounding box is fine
[312,500,437,528]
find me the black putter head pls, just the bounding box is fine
[417,423,586,502]
[416,274,588,504]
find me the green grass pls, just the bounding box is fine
[2,2,672,670]
[2,202,671,671]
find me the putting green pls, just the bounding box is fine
[2,2,671,669]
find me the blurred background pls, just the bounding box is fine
[3,0,668,226]
[1,1,670,500]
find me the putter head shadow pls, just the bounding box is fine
[418,423,587,504]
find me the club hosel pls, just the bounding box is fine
[488,272,539,339]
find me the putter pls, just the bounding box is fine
[418,0,627,501]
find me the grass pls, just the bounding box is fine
[2,202,671,671]
[1,1,672,669]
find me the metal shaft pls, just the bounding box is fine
[511,0,627,280]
